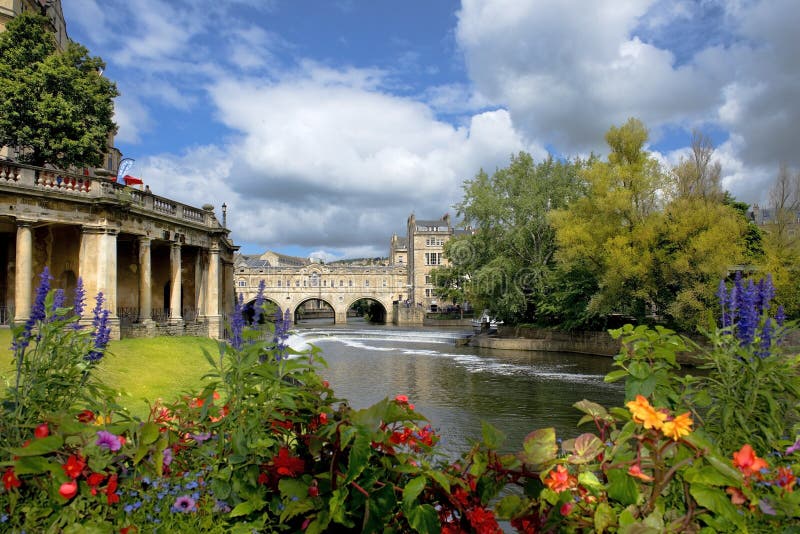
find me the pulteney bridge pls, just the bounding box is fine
[234,256,410,324]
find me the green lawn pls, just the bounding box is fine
[0,328,219,418]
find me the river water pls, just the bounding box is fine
[290,322,624,458]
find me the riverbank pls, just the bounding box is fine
[468,326,619,357]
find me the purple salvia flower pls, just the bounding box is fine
[758,318,772,359]
[717,280,729,328]
[737,280,758,346]
[776,305,785,327]
[162,447,173,467]
[228,293,245,351]
[86,292,111,362]
[253,279,266,324]
[11,268,52,352]
[73,277,86,318]
[52,288,65,314]
[785,437,800,455]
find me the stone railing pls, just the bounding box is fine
[0,160,222,229]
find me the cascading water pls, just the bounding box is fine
[291,323,624,457]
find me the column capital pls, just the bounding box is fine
[171,241,182,250]
[82,225,119,236]
[138,235,153,245]
[15,218,35,228]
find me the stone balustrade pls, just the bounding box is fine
[0,160,220,229]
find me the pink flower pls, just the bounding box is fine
[59,480,78,500]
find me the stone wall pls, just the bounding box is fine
[469,326,621,356]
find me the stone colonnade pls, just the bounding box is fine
[12,222,224,340]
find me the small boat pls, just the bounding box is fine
[471,310,504,333]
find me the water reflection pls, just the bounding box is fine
[292,323,624,457]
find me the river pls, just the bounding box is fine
[290,321,624,457]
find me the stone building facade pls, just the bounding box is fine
[0,160,237,339]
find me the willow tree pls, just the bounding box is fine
[0,12,118,168]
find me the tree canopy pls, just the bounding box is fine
[0,12,118,168]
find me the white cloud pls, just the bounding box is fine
[455,0,800,204]
[112,96,152,144]
[136,65,541,253]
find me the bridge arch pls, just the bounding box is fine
[345,296,391,323]
[294,297,336,324]
[241,296,283,325]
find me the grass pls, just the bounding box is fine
[0,328,219,419]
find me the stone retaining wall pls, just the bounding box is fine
[470,326,620,356]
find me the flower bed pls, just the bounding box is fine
[1,273,799,532]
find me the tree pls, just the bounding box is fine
[550,118,666,322]
[672,130,723,201]
[434,152,587,323]
[760,164,800,316]
[0,13,118,168]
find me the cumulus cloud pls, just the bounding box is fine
[135,65,541,256]
[455,0,800,204]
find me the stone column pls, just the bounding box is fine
[169,242,183,325]
[79,226,120,339]
[13,221,33,323]
[138,237,155,333]
[205,243,221,339]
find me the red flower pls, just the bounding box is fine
[106,473,119,504]
[732,444,769,477]
[34,423,50,438]
[318,413,328,425]
[395,394,409,403]
[628,463,654,482]
[465,506,503,534]
[62,454,86,479]
[560,502,575,515]
[2,467,21,490]
[59,480,78,500]
[258,471,268,485]
[77,409,95,423]
[87,472,106,496]
[272,447,304,478]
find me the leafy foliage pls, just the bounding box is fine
[0,12,118,168]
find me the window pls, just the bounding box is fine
[295,280,300,287]
[425,275,431,285]
[426,238,444,247]
[323,280,327,287]
[303,279,307,287]
[398,256,404,263]
[310,274,319,287]
[277,280,282,287]
[425,253,442,265]
[365,280,369,287]
[340,280,344,287]
[349,280,353,287]
[425,288,435,297]
[383,279,387,287]
[237,279,247,287]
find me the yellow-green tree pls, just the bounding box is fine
[550,118,665,320]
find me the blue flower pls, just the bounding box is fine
[253,279,266,324]
[73,277,86,319]
[12,267,51,351]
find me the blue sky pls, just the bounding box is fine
[62,0,800,260]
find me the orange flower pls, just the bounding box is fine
[626,395,667,430]
[627,463,654,482]
[543,464,574,493]
[661,412,693,441]
[732,444,769,477]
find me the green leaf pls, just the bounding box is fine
[495,494,522,519]
[426,469,451,493]
[567,433,604,464]
[594,501,616,533]
[689,483,746,531]
[14,456,58,475]
[574,399,613,421]
[139,421,160,445]
[604,369,629,383]
[481,420,506,449]
[345,432,371,483]
[519,427,557,469]
[578,471,604,494]
[606,468,639,506]
[7,435,63,456]
[683,465,738,487]
[280,499,315,523]
[407,504,439,533]
[329,488,348,525]
[403,476,427,509]
[230,501,255,518]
